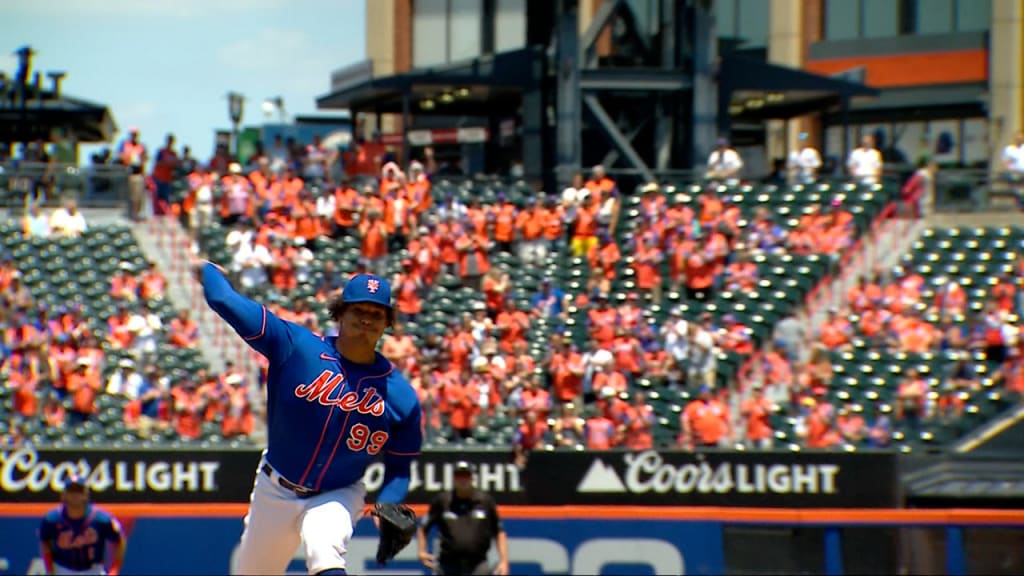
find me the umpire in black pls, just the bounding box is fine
[417,460,510,575]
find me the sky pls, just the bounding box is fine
[0,0,366,161]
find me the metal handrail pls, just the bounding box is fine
[1,160,132,209]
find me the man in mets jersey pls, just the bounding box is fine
[38,475,126,575]
[200,262,423,575]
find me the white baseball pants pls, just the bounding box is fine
[231,457,366,575]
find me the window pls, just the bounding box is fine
[414,0,526,68]
[625,0,659,41]
[823,0,989,39]
[714,0,768,48]
[494,0,526,52]
[894,122,928,165]
[413,0,448,68]
[824,0,859,40]
[715,0,738,38]
[916,0,954,35]
[448,0,483,61]
[962,118,988,166]
[736,0,769,48]
[862,0,898,38]
[955,0,990,32]
[928,120,961,164]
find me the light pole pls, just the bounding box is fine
[262,97,286,124]
[227,91,245,157]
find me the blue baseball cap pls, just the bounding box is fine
[342,274,393,311]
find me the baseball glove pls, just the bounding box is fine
[373,502,418,565]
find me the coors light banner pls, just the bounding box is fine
[0,446,261,503]
[0,446,525,504]
[524,449,901,508]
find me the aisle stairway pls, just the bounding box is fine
[130,217,224,371]
[130,215,267,442]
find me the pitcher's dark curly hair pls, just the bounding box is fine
[327,294,396,327]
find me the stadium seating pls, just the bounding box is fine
[602,180,894,447]
[787,226,1024,452]
[0,220,250,449]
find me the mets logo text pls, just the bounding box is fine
[367,278,380,293]
[294,370,385,416]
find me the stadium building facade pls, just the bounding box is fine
[317,0,1022,190]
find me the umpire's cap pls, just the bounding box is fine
[63,474,89,492]
[343,274,392,311]
[454,461,473,475]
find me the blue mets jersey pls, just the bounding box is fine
[38,505,122,570]
[201,263,422,502]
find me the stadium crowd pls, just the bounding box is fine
[3,127,1022,455]
[0,225,256,446]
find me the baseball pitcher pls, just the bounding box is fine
[200,262,422,575]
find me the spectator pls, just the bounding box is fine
[741,384,775,449]
[516,197,547,265]
[178,145,197,176]
[787,132,822,184]
[110,262,139,302]
[680,385,732,449]
[865,404,893,448]
[220,163,253,226]
[232,229,273,290]
[456,225,490,290]
[42,392,65,428]
[444,368,477,442]
[552,402,585,448]
[315,260,346,302]
[381,323,417,377]
[1000,130,1024,203]
[359,209,389,278]
[22,202,50,238]
[65,357,100,425]
[802,395,841,449]
[106,358,143,399]
[171,378,204,441]
[303,133,330,185]
[620,391,654,450]
[139,261,167,301]
[3,270,33,310]
[836,403,867,445]
[1,422,26,447]
[127,302,162,364]
[583,402,617,450]
[152,133,180,215]
[705,137,743,182]
[847,134,883,185]
[222,374,255,437]
[48,198,87,237]
[896,368,928,433]
[585,165,618,202]
[513,410,549,467]
[686,318,718,390]
[900,160,938,218]
[118,127,148,220]
[168,310,199,348]
[267,135,289,174]
[516,375,551,420]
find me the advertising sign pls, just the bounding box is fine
[0,445,257,503]
[0,447,525,505]
[260,121,352,152]
[524,449,901,508]
[0,514,723,575]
